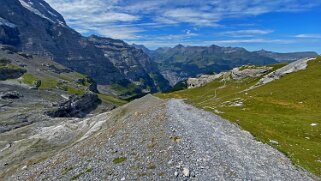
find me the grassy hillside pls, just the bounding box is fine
[156,57,321,176]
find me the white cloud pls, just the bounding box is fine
[220,29,274,37]
[162,8,221,26]
[206,38,295,44]
[44,0,321,44]
[295,34,321,38]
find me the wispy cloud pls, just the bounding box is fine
[220,29,274,37]
[295,34,321,38]
[206,38,295,45]
[44,0,321,49]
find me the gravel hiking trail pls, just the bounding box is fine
[9,95,316,180]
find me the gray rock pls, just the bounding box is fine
[187,73,226,89]
[182,167,190,177]
[0,91,22,99]
[174,171,179,177]
[46,93,102,118]
[269,140,279,145]
[255,58,314,86]
[231,66,272,80]
[187,65,272,89]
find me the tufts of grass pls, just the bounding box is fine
[21,73,38,85]
[147,163,156,169]
[61,167,73,175]
[156,58,321,176]
[39,77,58,89]
[67,86,85,96]
[71,168,93,180]
[112,157,127,164]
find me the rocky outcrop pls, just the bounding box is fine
[255,58,314,86]
[187,73,225,88]
[0,65,26,80]
[231,66,272,80]
[0,91,22,99]
[47,93,103,118]
[187,65,272,89]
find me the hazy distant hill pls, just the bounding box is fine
[254,49,318,62]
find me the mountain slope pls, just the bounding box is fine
[157,57,321,176]
[0,0,170,98]
[5,95,314,180]
[146,45,277,86]
[88,35,171,94]
[0,44,127,132]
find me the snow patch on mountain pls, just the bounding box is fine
[18,0,64,25]
[0,17,16,28]
[19,0,54,23]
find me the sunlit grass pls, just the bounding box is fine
[156,58,321,176]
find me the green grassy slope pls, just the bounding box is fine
[156,57,321,176]
[0,50,126,106]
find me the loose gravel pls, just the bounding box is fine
[8,95,316,180]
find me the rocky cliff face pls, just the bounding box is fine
[88,35,171,93]
[0,0,125,85]
[0,0,170,98]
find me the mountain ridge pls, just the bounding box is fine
[0,0,170,98]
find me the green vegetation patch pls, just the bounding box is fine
[112,157,127,164]
[21,73,38,85]
[98,93,127,106]
[111,83,139,95]
[156,59,321,176]
[67,86,85,96]
[61,166,73,175]
[22,74,58,89]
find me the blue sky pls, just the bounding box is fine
[45,0,321,53]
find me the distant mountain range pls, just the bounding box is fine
[254,50,318,62]
[0,0,318,95]
[134,44,318,86]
